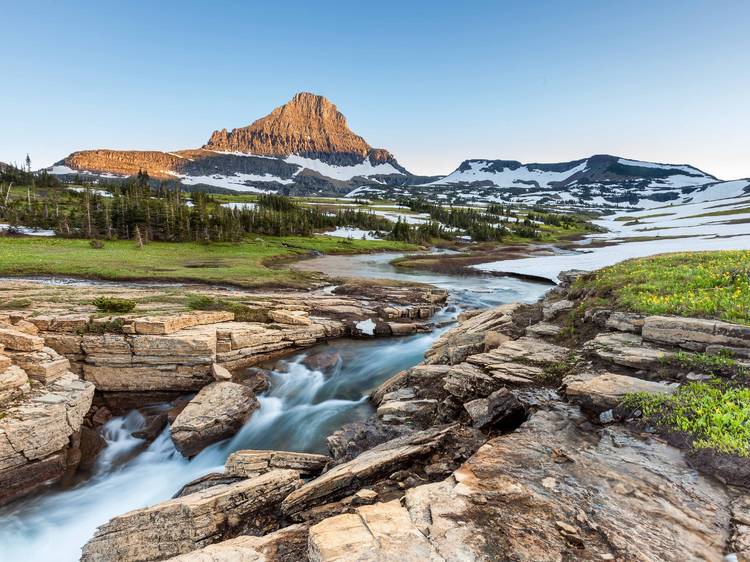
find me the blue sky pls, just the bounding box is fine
[2,0,749,178]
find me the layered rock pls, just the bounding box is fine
[171,382,260,457]
[168,524,309,562]
[225,450,329,479]
[0,372,95,504]
[563,371,676,414]
[81,470,303,562]
[282,426,453,516]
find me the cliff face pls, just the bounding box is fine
[204,92,394,165]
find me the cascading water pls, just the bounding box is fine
[0,267,550,562]
[0,329,445,562]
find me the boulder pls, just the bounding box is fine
[371,365,450,405]
[642,315,750,351]
[282,425,453,516]
[225,450,329,478]
[81,470,303,562]
[171,382,259,457]
[210,363,232,382]
[463,387,525,430]
[376,399,438,425]
[542,299,574,320]
[564,372,676,414]
[0,365,29,405]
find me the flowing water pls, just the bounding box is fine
[0,260,550,562]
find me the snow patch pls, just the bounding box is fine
[284,155,401,181]
[316,227,382,240]
[355,319,376,336]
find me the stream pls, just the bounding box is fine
[0,256,550,562]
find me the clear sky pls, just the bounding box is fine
[2,0,749,179]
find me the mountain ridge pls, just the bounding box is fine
[42,93,748,207]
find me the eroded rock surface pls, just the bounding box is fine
[346,406,731,562]
[0,372,95,504]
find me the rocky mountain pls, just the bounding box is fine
[44,96,748,208]
[204,92,399,167]
[374,154,747,210]
[48,93,421,195]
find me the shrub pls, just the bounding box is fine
[93,296,136,313]
[186,293,268,322]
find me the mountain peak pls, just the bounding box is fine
[204,92,392,165]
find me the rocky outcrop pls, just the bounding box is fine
[282,426,453,516]
[26,287,445,392]
[204,92,396,166]
[81,470,303,562]
[171,382,260,457]
[0,372,95,505]
[404,405,729,561]
[423,303,533,365]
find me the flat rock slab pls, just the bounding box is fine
[167,524,309,561]
[643,315,750,351]
[308,500,444,562]
[281,425,453,516]
[584,331,672,370]
[172,382,259,457]
[225,450,329,478]
[81,469,303,562]
[133,311,235,335]
[468,336,569,369]
[564,371,676,414]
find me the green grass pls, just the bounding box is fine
[625,381,750,456]
[0,236,416,288]
[574,251,750,325]
[613,212,675,222]
[664,350,747,377]
[678,206,750,220]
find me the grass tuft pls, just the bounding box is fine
[625,380,750,457]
